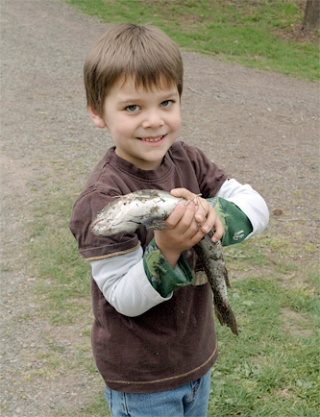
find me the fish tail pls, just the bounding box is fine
[214,301,239,335]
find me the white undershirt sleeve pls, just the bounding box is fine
[90,247,172,317]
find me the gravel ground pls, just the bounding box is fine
[0,0,319,416]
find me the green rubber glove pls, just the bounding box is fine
[207,197,253,246]
[143,239,195,297]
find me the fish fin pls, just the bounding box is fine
[224,268,231,288]
[214,240,231,288]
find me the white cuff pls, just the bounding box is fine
[217,179,269,237]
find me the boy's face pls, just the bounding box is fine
[89,75,181,170]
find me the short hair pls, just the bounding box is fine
[84,23,183,116]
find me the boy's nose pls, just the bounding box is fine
[142,111,164,128]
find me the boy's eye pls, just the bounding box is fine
[125,104,140,112]
[161,100,174,107]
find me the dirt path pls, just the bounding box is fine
[1,1,319,416]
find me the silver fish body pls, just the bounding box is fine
[91,190,185,235]
[91,189,238,335]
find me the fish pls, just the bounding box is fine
[91,189,238,335]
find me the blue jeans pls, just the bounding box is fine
[104,369,212,417]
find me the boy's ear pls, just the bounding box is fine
[87,106,106,128]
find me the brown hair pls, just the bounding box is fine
[84,23,183,116]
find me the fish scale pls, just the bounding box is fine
[91,189,238,335]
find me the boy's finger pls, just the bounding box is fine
[165,202,192,228]
[195,206,206,223]
[170,188,195,201]
[211,217,224,242]
[178,201,197,230]
[197,204,215,229]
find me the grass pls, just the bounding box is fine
[65,0,319,80]
[29,194,91,325]
[209,276,319,417]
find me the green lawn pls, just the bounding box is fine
[66,0,319,80]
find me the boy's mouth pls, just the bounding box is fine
[139,134,166,143]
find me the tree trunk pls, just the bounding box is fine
[302,0,320,32]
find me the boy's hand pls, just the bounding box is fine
[154,188,223,267]
[170,188,223,242]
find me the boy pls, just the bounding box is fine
[70,23,269,417]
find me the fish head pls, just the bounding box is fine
[90,199,140,236]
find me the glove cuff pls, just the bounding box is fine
[208,197,253,246]
[143,239,195,297]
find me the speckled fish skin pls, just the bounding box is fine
[91,189,238,335]
[194,233,238,335]
[91,189,185,235]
